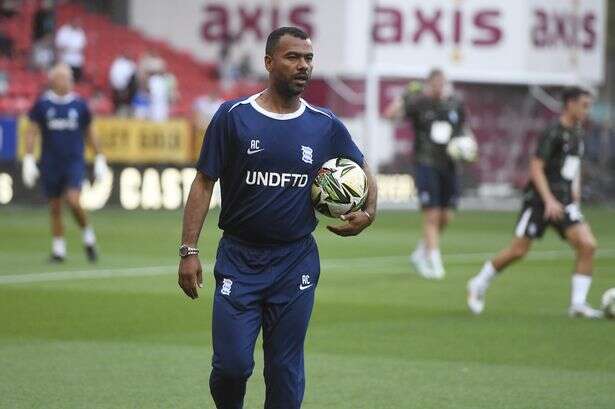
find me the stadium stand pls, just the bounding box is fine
[0,1,224,117]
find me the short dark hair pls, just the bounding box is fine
[562,86,591,106]
[265,27,309,56]
[427,68,444,81]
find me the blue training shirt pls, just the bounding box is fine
[28,91,92,165]
[197,93,364,245]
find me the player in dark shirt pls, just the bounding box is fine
[385,69,468,279]
[467,87,603,319]
[177,27,377,409]
[23,63,108,262]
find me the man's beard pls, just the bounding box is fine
[274,76,308,98]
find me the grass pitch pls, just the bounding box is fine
[1,207,614,408]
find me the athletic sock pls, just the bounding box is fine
[52,237,66,257]
[571,274,592,306]
[429,248,443,268]
[83,226,96,247]
[476,261,497,284]
[412,240,426,259]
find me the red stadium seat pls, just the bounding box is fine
[1,1,222,116]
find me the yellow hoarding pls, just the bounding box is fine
[18,117,195,164]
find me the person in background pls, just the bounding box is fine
[109,53,137,116]
[30,33,55,71]
[384,69,468,280]
[33,0,55,42]
[131,89,150,119]
[467,87,603,319]
[30,0,56,72]
[137,49,164,84]
[55,17,86,82]
[135,50,174,121]
[148,60,177,122]
[22,63,108,262]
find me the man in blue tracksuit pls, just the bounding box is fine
[23,63,108,262]
[177,27,378,408]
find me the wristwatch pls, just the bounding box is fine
[179,245,199,258]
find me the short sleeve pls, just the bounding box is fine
[330,115,364,166]
[28,99,43,125]
[196,103,230,180]
[452,101,467,137]
[535,127,558,161]
[80,101,92,129]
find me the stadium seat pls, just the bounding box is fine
[0,2,220,116]
[54,2,220,117]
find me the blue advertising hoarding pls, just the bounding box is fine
[0,116,17,161]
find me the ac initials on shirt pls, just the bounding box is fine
[247,139,264,155]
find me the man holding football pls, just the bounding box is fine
[384,69,469,279]
[177,27,377,409]
[467,87,603,319]
[22,63,108,262]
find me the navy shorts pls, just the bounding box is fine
[514,200,584,240]
[415,163,459,209]
[40,160,85,198]
[209,234,320,409]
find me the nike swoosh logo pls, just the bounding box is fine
[299,284,313,291]
[247,148,265,155]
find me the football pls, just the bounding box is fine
[447,135,478,162]
[601,288,615,318]
[311,158,368,218]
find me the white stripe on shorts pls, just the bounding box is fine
[515,208,533,238]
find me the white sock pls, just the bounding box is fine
[52,237,66,257]
[476,261,497,284]
[429,248,443,267]
[571,274,592,306]
[412,240,426,258]
[83,226,96,246]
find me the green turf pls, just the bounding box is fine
[1,207,614,408]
